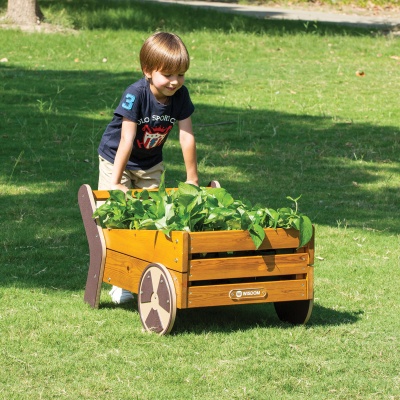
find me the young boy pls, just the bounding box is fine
[97,31,198,304]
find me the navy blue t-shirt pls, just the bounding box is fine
[98,78,195,170]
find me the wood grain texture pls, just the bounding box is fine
[188,279,309,308]
[189,253,310,281]
[189,228,300,253]
[103,229,189,273]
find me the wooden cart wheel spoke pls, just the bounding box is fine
[138,263,177,335]
[156,273,171,313]
[144,308,164,334]
[140,270,155,304]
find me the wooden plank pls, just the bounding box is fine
[189,253,309,281]
[92,183,220,202]
[307,265,314,300]
[189,228,299,254]
[93,187,180,202]
[167,269,188,309]
[187,279,309,308]
[103,250,188,308]
[103,229,189,273]
[188,228,300,253]
[103,249,145,293]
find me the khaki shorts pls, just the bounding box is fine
[98,156,164,190]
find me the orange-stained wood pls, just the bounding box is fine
[167,269,188,309]
[103,250,188,308]
[103,229,189,273]
[93,188,178,202]
[187,279,309,308]
[103,249,145,293]
[307,263,314,299]
[189,253,310,281]
[188,228,301,254]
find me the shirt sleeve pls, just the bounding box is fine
[113,85,142,122]
[176,86,195,121]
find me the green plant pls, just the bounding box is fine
[93,173,313,248]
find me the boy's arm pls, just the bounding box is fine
[110,117,137,192]
[178,117,198,186]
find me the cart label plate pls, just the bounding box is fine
[229,288,267,301]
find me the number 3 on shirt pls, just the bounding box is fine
[122,93,135,110]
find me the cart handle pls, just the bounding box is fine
[92,180,221,202]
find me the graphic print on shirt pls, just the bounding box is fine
[136,124,173,149]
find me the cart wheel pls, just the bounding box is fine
[274,299,313,325]
[138,263,177,335]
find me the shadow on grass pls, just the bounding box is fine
[98,301,362,334]
[173,303,363,334]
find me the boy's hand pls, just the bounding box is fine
[185,179,199,186]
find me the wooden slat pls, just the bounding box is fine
[103,250,188,308]
[103,229,189,273]
[189,253,309,281]
[307,265,314,300]
[307,226,315,265]
[188,228,300,253]
[167,269,188,309]
[93,188,178,201]
[103,249,145,293]
[187,279,309,308]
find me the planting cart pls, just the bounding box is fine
[78,183,315,335]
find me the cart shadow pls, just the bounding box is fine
[99,301,362,334]
[172,303,363,334]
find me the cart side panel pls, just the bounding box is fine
[103,250,187,308]
[103,249,144,293]
[189,228,300,254]
[168,269,188,309]
[103,229,189,273]
[189,253,310,281]
[188,279,309,308]
[78,184,106,309]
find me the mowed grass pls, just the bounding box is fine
[0,0,399,399]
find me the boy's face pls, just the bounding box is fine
[145,70,185,103]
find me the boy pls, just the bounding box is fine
[97,31,198,304]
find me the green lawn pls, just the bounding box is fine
[0,0,399,399]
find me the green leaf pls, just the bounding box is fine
[109,189,126,204]
[177,182,201,196]
[248,224,266,249]
[240,212,252,231]
[207,188,235,207]
[298,215,313,248]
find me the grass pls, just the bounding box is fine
[0,0,400,399]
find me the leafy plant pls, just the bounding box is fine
[93,174,313,248]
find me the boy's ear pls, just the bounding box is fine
[143,69,152,79]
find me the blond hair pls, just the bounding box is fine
[140,32,190,75]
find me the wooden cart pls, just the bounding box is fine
[78,183,315,335]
